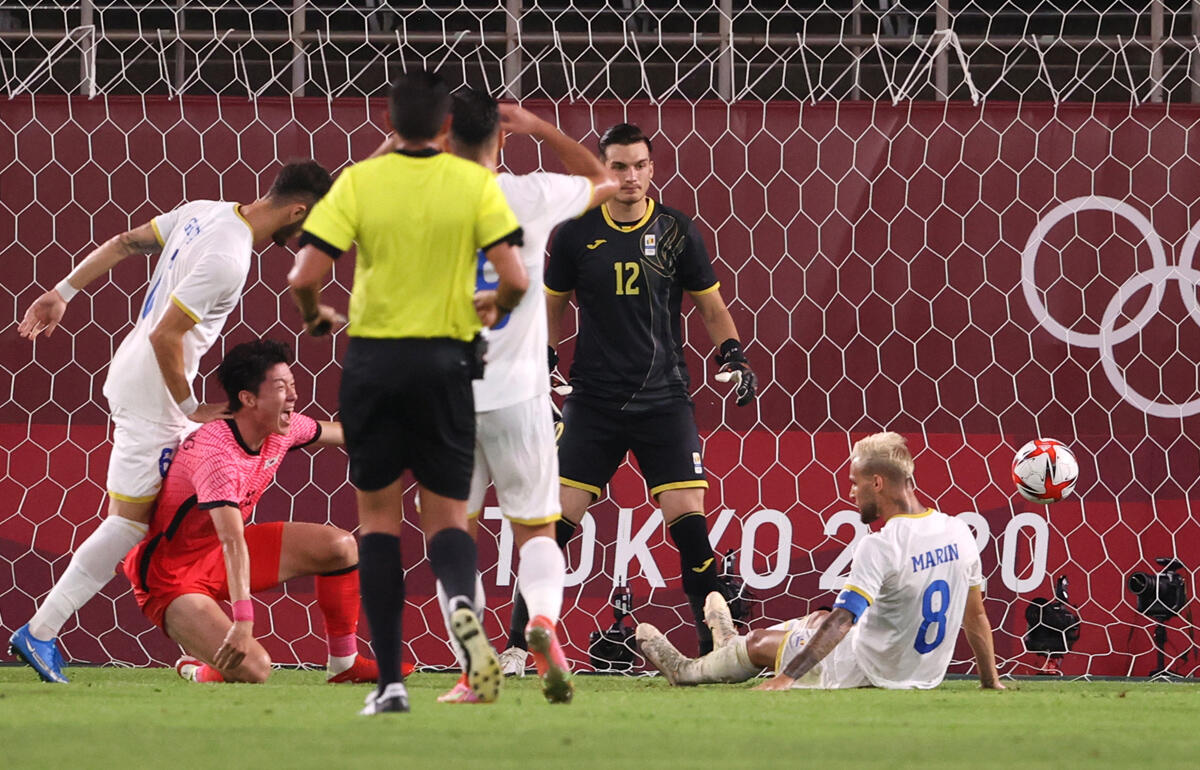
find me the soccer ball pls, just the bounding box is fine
[1011,438,1079,504]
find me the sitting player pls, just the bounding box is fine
[122,338,377,684]
[637,432,1005,691]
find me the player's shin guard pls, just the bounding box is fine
[691,637,759,685]
[517,536,566,623]
[668,512,723,655]
[316,564,360,667]
[428,528,478,613]
[29,515,148,640]
[358,533,406,688]
[507,519,576,649]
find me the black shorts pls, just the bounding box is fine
[339,337,475,498]
[557,398,707,499]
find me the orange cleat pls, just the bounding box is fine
[525,615,574,704]
[437,672,482,703]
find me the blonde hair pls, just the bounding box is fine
[851,431,915,485]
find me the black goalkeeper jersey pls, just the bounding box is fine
[545,199,719,412]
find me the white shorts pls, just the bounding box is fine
[106,407,200,502]
[773,616,871,690]
[467,395,560,525]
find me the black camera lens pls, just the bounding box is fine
[1128,572,1149,594]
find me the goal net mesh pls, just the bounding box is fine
[1,1,1197,678]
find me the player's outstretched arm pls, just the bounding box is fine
[691,288,758,407]
[314,420,344,448]
[288,245,346,337]
[962,587,1006,690]
[755,608,855,691]
[365,132,399,160]
[499,104,618,210]
[18,222,161,340]
[208,505,256,670]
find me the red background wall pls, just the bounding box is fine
[1,96,1196,677]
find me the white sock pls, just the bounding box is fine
[436,574,486,671]
[516,536,565,624]
[687,636,760,684]
[29,515,148,641]
[327,653,356,675]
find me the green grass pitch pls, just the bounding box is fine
[1,667,1195,768]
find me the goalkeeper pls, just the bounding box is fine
[503,122,758,662]
[638,432,1005,691]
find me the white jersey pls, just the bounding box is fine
[835,509,983,689]
[472,172,592,412]
[103,201,253,421]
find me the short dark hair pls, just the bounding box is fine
[268,160,332,203]
[388,69,452,142]
[217,339,292,413]
[451,88,500,148]
[598,123,653,158]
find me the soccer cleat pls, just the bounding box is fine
[360,682,411,715]
[437,673,482,704]
[635,623,689,686]
[450,607,502,703]
[704,591,738,650]
[9,624,69,684]
[327,654,379,684]
[175,655,203,682]
[498,646,530,677]
[525,615,574,704]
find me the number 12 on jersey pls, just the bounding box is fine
[613,261,640,295]
[913,579,950,654]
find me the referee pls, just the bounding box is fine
[287,70,527,714]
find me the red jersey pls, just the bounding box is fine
[127,414,320,592]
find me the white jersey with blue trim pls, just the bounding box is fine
[472,172,591,412]
[103,201,253,421]
[833,509,983,689]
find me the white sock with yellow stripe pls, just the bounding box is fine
[29,515,148,640]
[516,536,565,624]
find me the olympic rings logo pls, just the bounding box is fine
[1021,195,1200,419]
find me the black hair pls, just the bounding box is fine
[268,160,333,203]
[598,123,653,158]
[217,338,293,413]
[388,69,452,142]
[451,88,500,147]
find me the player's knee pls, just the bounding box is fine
[744,630,774,664]
[800,610,830,630]
[229,650,272,683]
[326,528,358,569]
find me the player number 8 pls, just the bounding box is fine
[913,579,950,654]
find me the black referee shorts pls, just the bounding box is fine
[557,398,708,500]
[339,337,475,498]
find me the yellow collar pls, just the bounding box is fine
[602,198,655,232]
[890,507,934,520]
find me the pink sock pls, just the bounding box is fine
[317,567,361,658]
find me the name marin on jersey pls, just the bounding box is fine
[911,543,961,573]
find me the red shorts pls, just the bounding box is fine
[123,522,285,629]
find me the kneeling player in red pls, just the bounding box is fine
[122,338,377,684]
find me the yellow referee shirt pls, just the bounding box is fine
[301,149,521,341]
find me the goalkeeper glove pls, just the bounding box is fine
[714,338,757,407]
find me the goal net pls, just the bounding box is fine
[1,1,1197,679]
